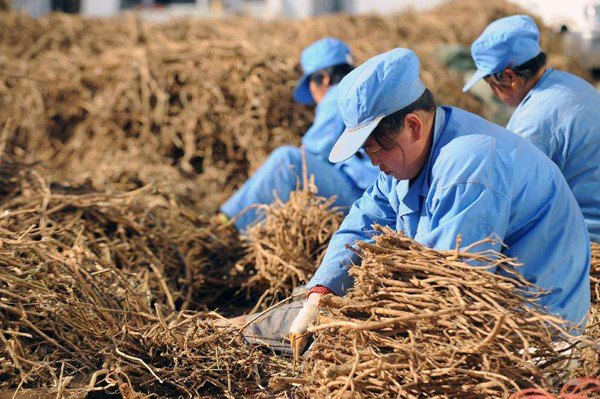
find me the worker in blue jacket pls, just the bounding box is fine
[463,15,600,243]
[220,38,379,232]
[281,48,590,355]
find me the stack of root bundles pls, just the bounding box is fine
[0,165,244,312]
[1,241,292,397]
[239,159,345,313]
[0,166,298,398]
[300,226,580,398]
[0,0,587,213]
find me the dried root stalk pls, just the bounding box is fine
[299,226,579,399]
[239,165,344,312]
[586,243,600,341]
[591,243,600,303]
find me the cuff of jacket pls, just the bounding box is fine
[307,285,335,298]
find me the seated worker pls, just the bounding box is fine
[220,38,379,232]
[463,15,600,243]
[236,48,590,356]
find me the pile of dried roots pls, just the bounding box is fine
[239,159,344,313]
[0,0,588,213]
[0,165,244,312]
[299,226,581,398]
[0,164,301,397]
[0,226,293,397]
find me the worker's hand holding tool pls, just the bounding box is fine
[289,292,321,362]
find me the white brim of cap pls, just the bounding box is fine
[462,69,488,93]
[329,116,385,163]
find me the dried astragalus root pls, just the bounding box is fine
[239,156,344,313]
[300,226,579,399]
[590,243,600,303]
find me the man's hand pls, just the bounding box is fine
[289,293,321,361]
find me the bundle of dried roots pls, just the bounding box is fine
[0,164,244,313]
[300,226,579,398]
[239,162,344,313]
[0,167,297,397]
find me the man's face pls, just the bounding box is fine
[483,71,528,107]
[308,71,331,105]
[309,80,328,104]
[362,115,430,181]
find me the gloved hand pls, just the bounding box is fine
[289,293,321,362]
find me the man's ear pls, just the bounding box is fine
[404,113,423,142]
[502,68,520,87]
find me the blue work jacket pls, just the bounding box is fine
[308,106,590,326]
[507,69,600,243]
[301,84,379,190]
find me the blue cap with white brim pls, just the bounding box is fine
[329,48,426,163]
[463,15,541,92]
[293,38,354,105]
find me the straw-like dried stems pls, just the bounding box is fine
[0,0,586,213]
[299,226,579,398]
[0,232,292,397]
[0,165,244,310]
[586,243,600,341]
[239,153,344,313]
[0,166,300,397]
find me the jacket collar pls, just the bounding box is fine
[518,68,552,108]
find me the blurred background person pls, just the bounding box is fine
[464,15,600,243]
[219,37,379,232]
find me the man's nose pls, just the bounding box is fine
[369,152,380,167]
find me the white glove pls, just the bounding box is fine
[289,294,320,361]
[289,302,319,335]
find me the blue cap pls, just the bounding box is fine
[463,15,541,92]
[329,48,426,163]
[293,38,354,105]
